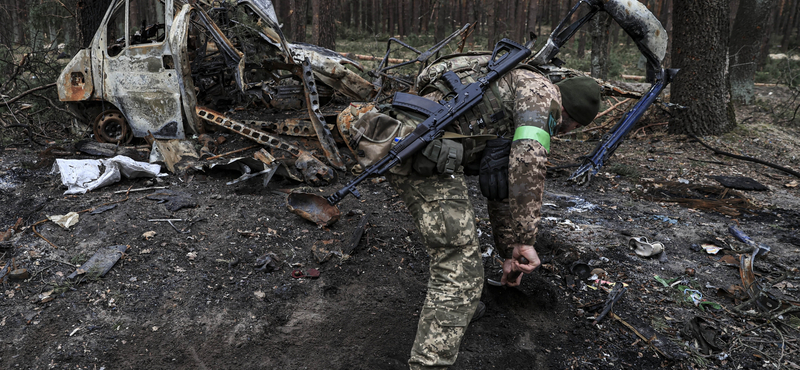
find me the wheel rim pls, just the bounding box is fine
[93,110,132,144]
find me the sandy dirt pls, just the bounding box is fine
[1,86,799,369]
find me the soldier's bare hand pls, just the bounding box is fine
[500,244,541,287]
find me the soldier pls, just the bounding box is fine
[341,56,601,369]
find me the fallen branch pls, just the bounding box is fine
[621,74,646,81]
[691,135,800,179]
[339,52,409,64]
[113,186,167,194]
[608,312,669,358]
[595,98,631,120]
[3,83,57,106]
[631,122,668,137]
[32,224,60,249]
[33,93,83,121]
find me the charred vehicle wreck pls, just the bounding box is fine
[58,0,376,183]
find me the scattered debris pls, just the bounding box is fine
[0,218,23,242]
[311,240,340,263]
[684,316,723,355]
[208,156,278,186]
[286,192,340,227]
[711,175,768,191]
[149,139,200,174]
[571,262,592,280]
[654,275,722,311]
[148,219,191,234]
[641,181,757,216]
[608,311,687,361]
[291,269,320,279]
[8,269,30,281]
[146,190,198,212]
[592,284,627,325]
[74,140,148,161]
[629,237,664,257]
[53,156,162,195]
[729,225,770,255]
[89,204,118,215]
[343,214,370,256]
[701,243,723,255]
[67,245,128,280]
[254,253,278,272]
[47,212,80,230]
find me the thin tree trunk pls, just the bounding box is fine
[289,0,308,42]
[527,0,538,40]
[781,0,798,51]
[590,12,612,80]
[312,0,336,50]
[486,0,496,49]
[758,2,780,69]
[729,0,774,105]
[341,0,352,29]
[434,0,446,41]
[663,0,673,67]
[420,0,429,33]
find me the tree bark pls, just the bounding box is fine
[669,0,735,135]
[312,0,336,50]
[486,0,496,49]
[289,0,308,42]
[662,0,673,67]
[434,0,446,41]
[780,0,798,52]
[758,2,780,69]
[527,0,539,39]
[589,12,611,80]
[729,0,773,105]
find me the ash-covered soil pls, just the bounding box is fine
[1,87,799,369]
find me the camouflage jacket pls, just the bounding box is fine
[417,54,562,247]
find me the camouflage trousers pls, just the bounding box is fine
[389,170,484,370]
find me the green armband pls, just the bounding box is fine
[512,126,550,152]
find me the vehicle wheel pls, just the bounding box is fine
[93,109,132,144]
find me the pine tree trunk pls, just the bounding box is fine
[590,12,611,80]
[729,0,773,105]
[662,0,673,67]
[434,1,446,41]
[372,0,380,34]
[514,0,528,41]
[669,0,736,135]
[758,2,780,69]
[341,0,352,29]
[527,0,539,39]
[486,0,497,49]
[312,0,336,50]
[780,0,798,52]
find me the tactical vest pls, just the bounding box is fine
[411,52,528,163]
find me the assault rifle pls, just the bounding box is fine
[326,38,531,205]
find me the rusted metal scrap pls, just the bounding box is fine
[286,192,340,227]
[196,107,334,184]
[733,226,783,313]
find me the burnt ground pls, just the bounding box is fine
[1,86,799,370]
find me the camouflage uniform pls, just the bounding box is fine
[388,62,561,369]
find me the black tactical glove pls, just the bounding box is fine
[479,138,511,201]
